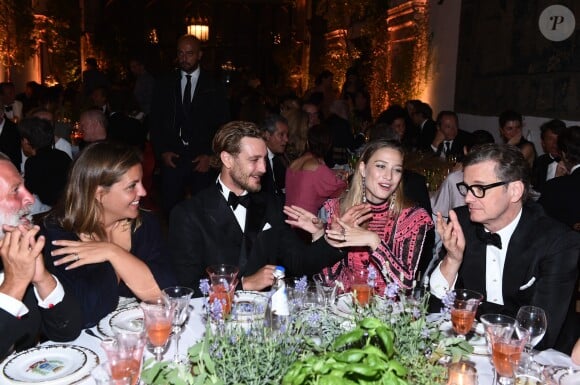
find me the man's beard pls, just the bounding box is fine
[231,168,262,193]
[0,209,32,239]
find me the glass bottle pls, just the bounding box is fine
[264,266,290,331]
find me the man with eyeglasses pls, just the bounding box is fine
[429,144,580,354]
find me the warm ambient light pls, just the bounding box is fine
[187,19,209,42]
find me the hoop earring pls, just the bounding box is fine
[388,192,396,211]
[361,176,367,203]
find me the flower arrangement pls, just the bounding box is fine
[141,277,472,385]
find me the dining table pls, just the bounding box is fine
[0,295,577,385]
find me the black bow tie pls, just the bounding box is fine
[4,105,12,112]
[549,155,561,163]
[227,192,250,210]
[476,226,502,249]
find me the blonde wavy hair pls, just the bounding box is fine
[340,140,407,217]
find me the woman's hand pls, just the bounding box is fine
[325,218,380,250]
[337,203,372,228]
[284,205,324,237]
[51,239,127,270]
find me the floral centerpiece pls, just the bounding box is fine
[141,277,471,385]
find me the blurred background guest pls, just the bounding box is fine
[498,109,536,168]
[285,124,347,215]
[532,119,567,193]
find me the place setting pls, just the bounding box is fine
[0,344,99,385]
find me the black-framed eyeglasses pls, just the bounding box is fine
[456,181,508,198]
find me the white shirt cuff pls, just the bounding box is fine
[0,292,29,317]
[429,262,457,299]
[431,144,438,152]
[33,275,65,309]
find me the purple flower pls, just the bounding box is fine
[385,282,399,298]
[199,279,210,296]
[441,290,456,314]
[294,276,308,294]
[367,266,377,288]
[210,298,224,322]
[306,311,321,326]
[412,307,421,319]
[420,327,431,338]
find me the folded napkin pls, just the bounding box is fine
[535,349,580,370]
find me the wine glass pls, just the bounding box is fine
[162,286,194,361]
[206,264,239,317]
[140,297,174,361]
[489,324,530,385]
[350,269,373,307]
[516,306,547,355]
[450,289,483,338]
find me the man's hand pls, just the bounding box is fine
[241,265,277,291]
[161,152,179,168]
[436,210,465,286]
[192,155,211,173]
[0,225,46,301]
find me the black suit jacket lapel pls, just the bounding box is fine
[459,222,488,295]
[204,185,244,265]
[242,193,267,269]
[502,208,536,296]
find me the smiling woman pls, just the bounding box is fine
[40,142,176,328]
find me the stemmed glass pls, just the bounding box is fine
[140,296,174,361]
[450,289,483,338]
[489,324,530,385]
[162,286,194,361]
[516,306,547,355]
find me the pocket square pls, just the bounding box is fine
[519,277,536,290]
[262,223,272,231]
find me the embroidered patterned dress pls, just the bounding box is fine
[322,198,433,293]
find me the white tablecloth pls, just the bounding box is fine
[1,297,575,384]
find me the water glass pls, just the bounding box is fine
[450,289,483,338]
[489,324,530,384]
[101,329,146,385]
[91,362,131,385]
[350,269,373,307]
[481,314,517,354]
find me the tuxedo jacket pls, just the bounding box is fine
[451,203,580,353]
[434,129,472,159]
[532,154,554,192]
[539,168,580,230]
[24,147,71,206]
[149,69,229,160]
[418,119,437,152]
[0,283,82,360]
[168,183,343,294]
[0,119,21,169]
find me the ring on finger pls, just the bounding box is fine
[73,253,79,262]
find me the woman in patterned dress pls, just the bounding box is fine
[287,139,433,293]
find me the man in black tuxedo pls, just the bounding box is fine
[0,105,21,169]
[169,121,342,293]
[260,114,289,200]
[539,126,580,231]
[411,101,437,152]
[430,110,472,161]
[532,119,566,193]
[430,144,580,353]
[0,154,81,359]
[150,35,229,215]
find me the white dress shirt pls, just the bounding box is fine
[181,67,200,102]
[0,273,65,317]
[430,208,523,305]
[217,176,248,232]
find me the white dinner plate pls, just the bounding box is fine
[1,345,99,385]
[231,291,269,322]
[97,297,139,337]
[109,307,144,334]
[439,321,488,355]
[544,367,580,385]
